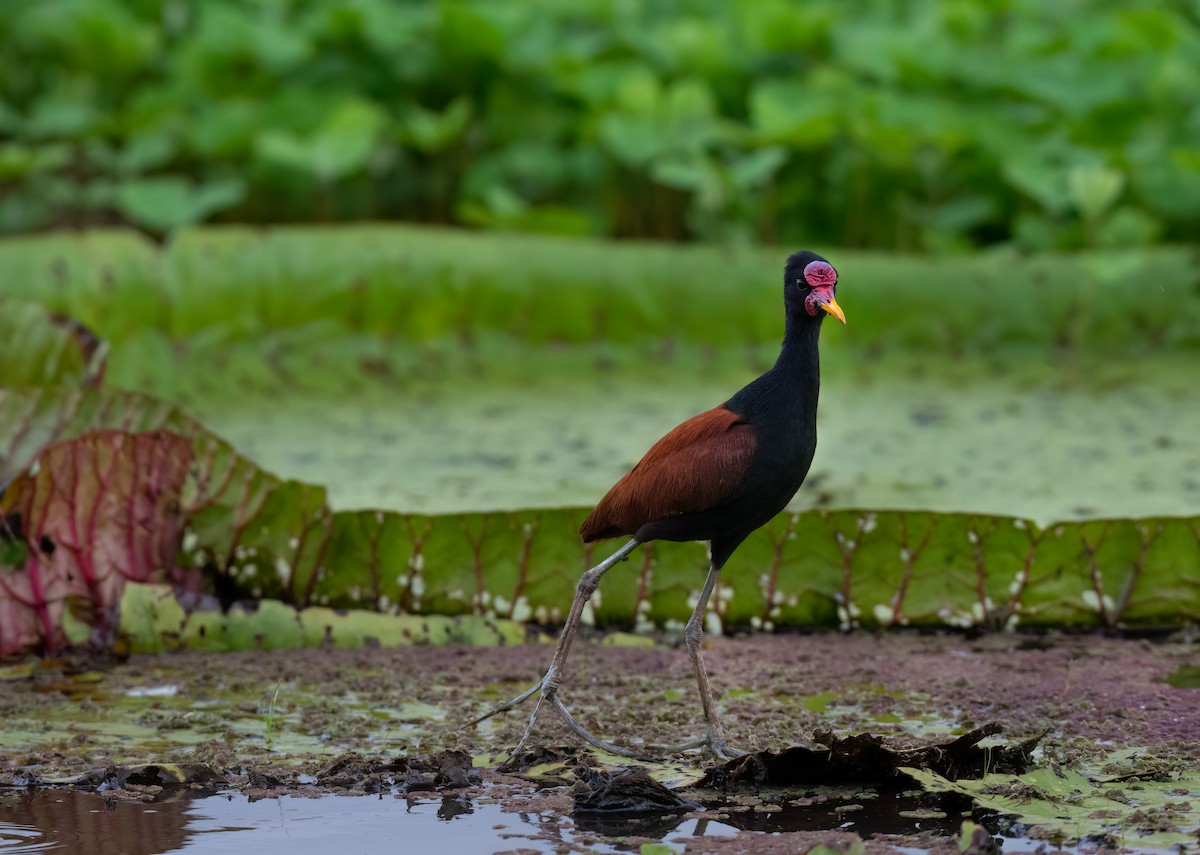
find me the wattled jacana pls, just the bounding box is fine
[471,251,845,760]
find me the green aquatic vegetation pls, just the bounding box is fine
[1,227,1197,359]
[0,675,432,764]
[264,680,283,750]
[902,765,1200,851]
[164,350,1200,524]
[120,583,526,653]
[1164,665,1200,690]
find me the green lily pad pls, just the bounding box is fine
[901,766,1200,851]
[120,583,525,652]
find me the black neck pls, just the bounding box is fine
[726,310,822,422]
[774,311,823,378]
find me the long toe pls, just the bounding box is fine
[465,680,542,728]
[707,739,748,762]
[547,693,652,760]
[641,733,747,761]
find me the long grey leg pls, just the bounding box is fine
[652,561,744,763]
[468,539,642,758]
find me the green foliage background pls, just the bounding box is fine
[3,0,1199,250]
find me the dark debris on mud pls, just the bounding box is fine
[699,723,1044,789]
[572,764,700,813]
[5,750,482,804]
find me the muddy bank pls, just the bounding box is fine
[1,631,1197,852]
[2,631,1197,779]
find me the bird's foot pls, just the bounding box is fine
[543,691,653,760]
[466,672,652,762]
[705,737,749,762]
[648,729,748,762]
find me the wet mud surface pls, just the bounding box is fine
[1,631,1198,853]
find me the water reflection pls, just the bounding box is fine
[436,794,473,821]
[0,789,584,855]
[0,818,53,854]
[0,785,971,854]
[571,785,969,841]
[0,791,193,854]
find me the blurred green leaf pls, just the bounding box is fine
[1096,206,1161,247]
[1011,211,1066,252]
[26,96,95,139]
[728,147,787,189]
[1007,58,1131,116]
[750,82,841,147]
[0,0,1197,248]
[438,0,506,64]
[1068,165,1124,221]
[664,78,714,121]
[0,193,51,234]
[398,98,470,154]
[256,100,386,181]
[317,99,388,175]
[0,102,20,135]
[613,67,661,114]
[115,133,176,176]
[1003,151,1076,215]
[187,101,261,158]
[194,2,311,73]
[115,177,245,231]
[10,0,159,77]
[0,144,70,180]
[650,155,709,192]
[598,114,662,167]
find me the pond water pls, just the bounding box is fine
[3,783,1190,854]
[3,790,592,854]
[0,785,975,854]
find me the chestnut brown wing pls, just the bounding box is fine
[579,406,756,542]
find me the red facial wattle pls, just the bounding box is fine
[803,260,837,288]
[801,261,846,323]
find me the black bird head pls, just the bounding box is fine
[784,250,845,325]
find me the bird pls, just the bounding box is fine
[470,251,845,761]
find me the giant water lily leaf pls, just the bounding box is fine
[6,303,1186,527]
[120,582,524,652]
[0,385,192,488]
[0,302,107,390]
[0,232,163,339]
[0,226,1196,357]
[0,430,193,655]
[165,352,1200,524]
